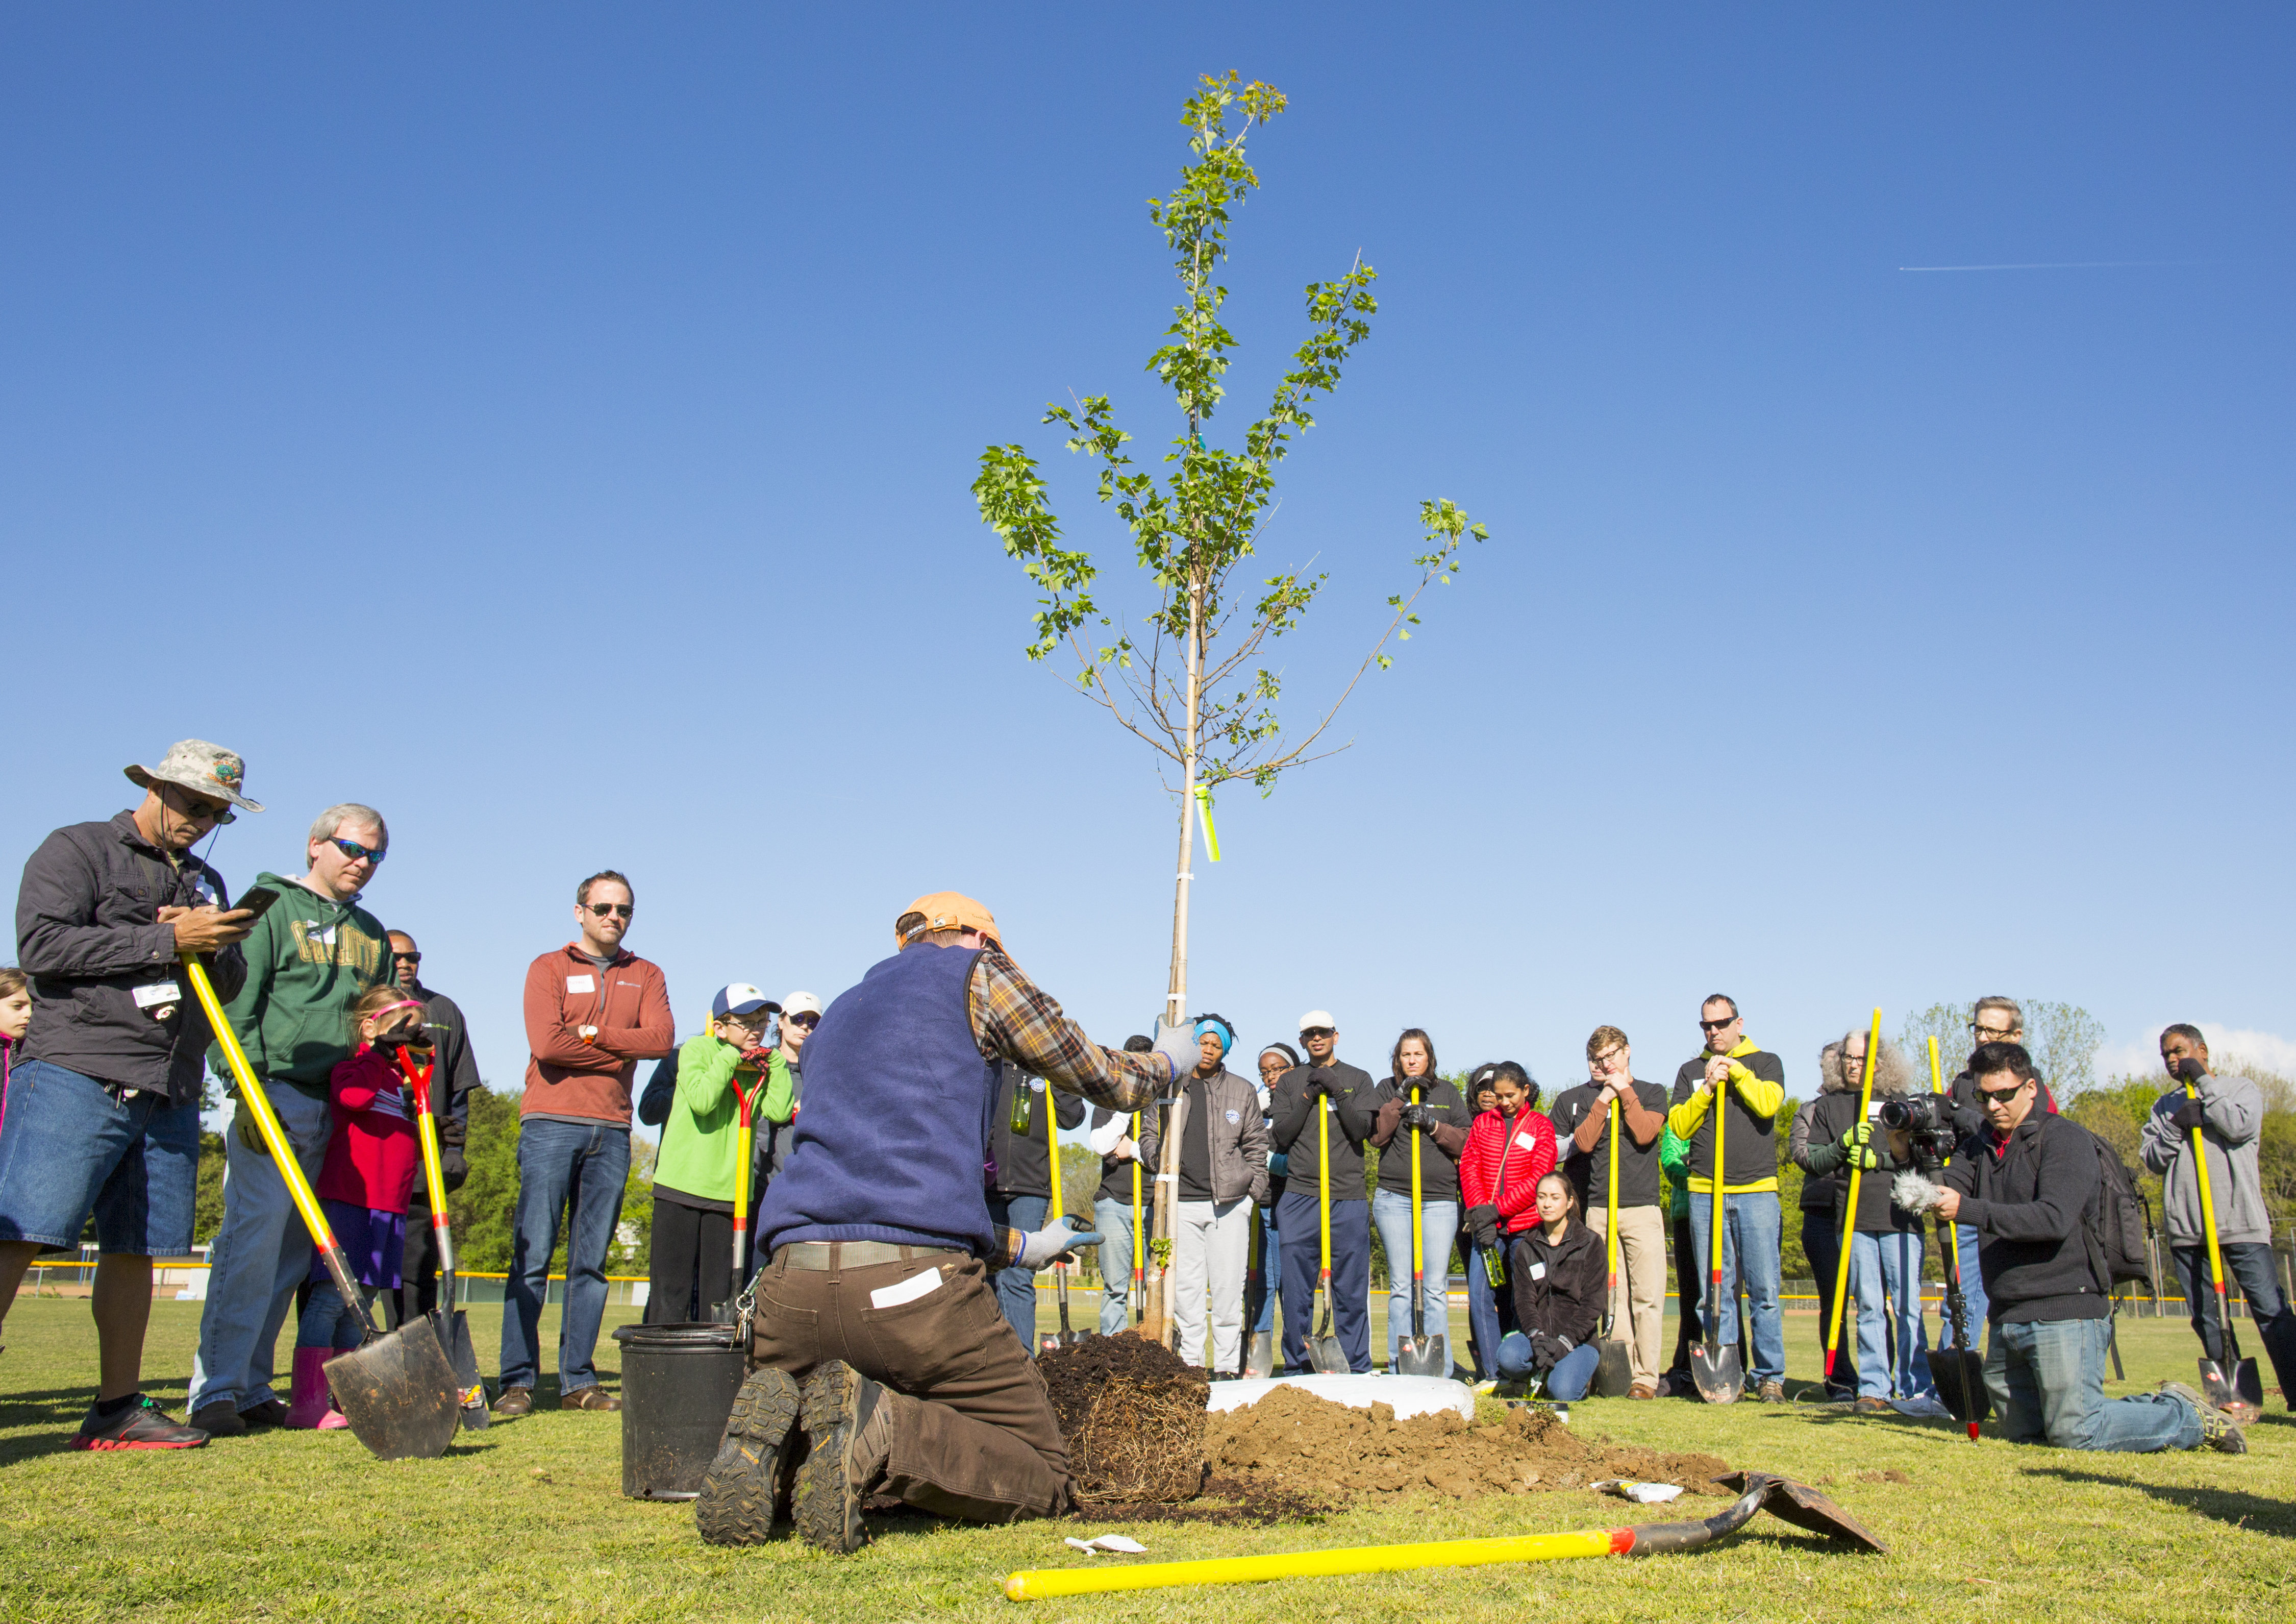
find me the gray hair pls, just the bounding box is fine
[1825,1027,1919,1098]
[309,803,387,849]
[1973,995,2023,1032]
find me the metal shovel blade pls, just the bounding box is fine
[326,1316,463,1461]
[1396,1331,1449,1378]
[1930,1347,1991,1424]
[1691,1339,1742,1405]
[1592,1336,1635,1398]
[1309,1295,1348,1374]
[2199,1356,2265,1421]
[1245,1329,1276,1379]
[432,1308,490,1430]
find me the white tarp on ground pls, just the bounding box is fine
[1205,1372,1477,1420]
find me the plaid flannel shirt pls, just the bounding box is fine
[966,947,1169,1268]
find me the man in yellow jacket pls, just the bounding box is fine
[1665,994,1788,1401]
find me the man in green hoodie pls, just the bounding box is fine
[187,803,395,1436]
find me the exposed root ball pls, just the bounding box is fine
[1038,1333,1210,1505]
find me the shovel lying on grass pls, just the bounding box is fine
[401,1043,488,1430]
[184,954,462,1461]
[1001,1471,1885,1600]
[1393,1085,1449,1378]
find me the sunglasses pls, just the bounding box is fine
[1300,1027,1335,1040]
[329,838,386,864]
[788,1012,820,1030]
[1975,1080,2029,1105]
[163,785,233,822]
[586,902,634,919]
[1699,1017,1736,1031]
[392,951,422,966]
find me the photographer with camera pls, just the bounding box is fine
[1804,1028,1938,1412]
[1935,1042,2245,1453]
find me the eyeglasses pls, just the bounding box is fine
[1699,1017,1736,1032]
[1975,1080,2029,1105]
[586,902,634,919]
[1300,1027,1335,1041]
[1590,1048,1626,1066]
[788,1012,820,1030]
[330,838,386,865]
[1971,1025,2018,1041]
[392,951,422,966]
[162,784,232,823]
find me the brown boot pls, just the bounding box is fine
[490,1386,534,1417]
[792,1362,889,1555]
[561,1385,621,1412]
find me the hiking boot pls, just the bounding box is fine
[2160,1382,2248,1454]
[1628,1384,1658,1400]
[561,1385,621,1412]
[490,1386,534,1418]
[75,1395,209,1451]
[239,1398,290,1430]
[696,1366,806,1547]
[1854,1395,1892,1415]
[1758,1380,1787,1404]
[188,1400,247,1438]
[793,1362,890,1555]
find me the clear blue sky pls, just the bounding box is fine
[6,6,2291,1123]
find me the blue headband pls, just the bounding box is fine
[1194,1016,1234,1055]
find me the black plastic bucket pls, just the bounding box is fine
[612,1321,745,1500]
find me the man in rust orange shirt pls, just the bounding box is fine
[493,868,675,1415]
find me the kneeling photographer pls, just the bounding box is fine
[1932,1042,2245,1455]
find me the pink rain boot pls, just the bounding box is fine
[285,1346,350,1430]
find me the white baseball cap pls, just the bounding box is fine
[712,984,779,1019]
[782,991,823,1019]
[1298,1010,1336,1034]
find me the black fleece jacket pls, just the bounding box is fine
[1943,1109,2108,1324]
[1271,1061,1374,1193]
[988,1060,1086,1200]
[1508,1217,1606,1352]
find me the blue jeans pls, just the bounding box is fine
[1495,1332,1602,1400]
[189,1086,332,1414]
[0,1058,201,1254]
[1464,1238,1517,1379]
[1276,1190,1370,1373]
[1093,1195,1136,1335]
[1987,1316,2200,1450]
[1686,1190,1785,1385]
[1371,1188,1458,1364]
[1248,1201,1281,1335]
[498,1119,630,1394]
[2172,1242,2296,1385]
[299,1279,377,1351]
[1937,1223,1989,1350]
[986,1193,1046,1349]
[1852,1229,1936,1400]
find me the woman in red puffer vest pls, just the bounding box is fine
[1457,1061,1557,1381]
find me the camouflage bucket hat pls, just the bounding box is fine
[124,739,264,823]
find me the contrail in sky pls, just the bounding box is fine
[1897,259,2203,272]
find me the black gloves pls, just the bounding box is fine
[1529,1332,1573,1369]
[438,1116,467,1147]
[2167,1096,2207,1132]
[1466,1204,1501,1251]
[2173,1056,2208,1083]
[442,1146,468,1191]
[1306,1067,1338,1099]
[1398,1101,1429,1131]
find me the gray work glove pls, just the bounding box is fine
[1016,1214,1105,1271]
[1150,1020,1198,1086]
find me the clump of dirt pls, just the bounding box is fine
[1205,1387,1734,1504]
[1067,1478,1335,1528]
[1038,1332,1210,1505]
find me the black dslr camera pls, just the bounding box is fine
[1878,1094,1956,1172]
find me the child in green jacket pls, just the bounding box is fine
[645,985,792,1322]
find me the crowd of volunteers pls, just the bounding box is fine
[0,741,2288,1549]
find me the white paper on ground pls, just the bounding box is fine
[1205,1373,1477,1420]
[1064,1535,1148,1555]
[1592,1479,1683,1504]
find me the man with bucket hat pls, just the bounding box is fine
[694,891,1196,1553]
[0,740,261,1448]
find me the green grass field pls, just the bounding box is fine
[1,1295,2289,1622]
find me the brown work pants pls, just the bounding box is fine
[753,1249,1070,1523]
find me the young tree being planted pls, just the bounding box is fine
[973,71,1489,1344]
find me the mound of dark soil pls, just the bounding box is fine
[1038,1332,1210,1505]
[1206,1386,1734,1504]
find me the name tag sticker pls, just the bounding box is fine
[869,1268,944,1309]
[1513,1131,1539,1152]
[566,974,595,993]
[1529,1262,1547,1281]
[132,981,182,1009]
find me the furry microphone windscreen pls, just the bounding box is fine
[1892,1171,1948,1214]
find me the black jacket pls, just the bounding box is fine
[1508,1217,1606,1354]
[15,811,247,1103]
[1271,1061,1374,1192]
[1943,1109,2109,1325]
[988,1060,1085,1200]
[405,980,480,1194]
[1360,1074,1474,1203]
[1807,1090,1923,1236]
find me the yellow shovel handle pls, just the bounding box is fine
[1044,1085,1064,1225]
[1824,1008,1881,1359]
[181,953,339,1255]
[1317,1096,1333,1275]
[1007,1524,1626,1599]
[1408,1085,1424,1285]
[2186,1080,2231,1295]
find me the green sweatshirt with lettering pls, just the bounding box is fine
[206,871,395,1099]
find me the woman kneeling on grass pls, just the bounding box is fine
[286,987,424,1429]
[1494,1172,1606,1416]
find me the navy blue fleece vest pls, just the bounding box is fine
[754,943,1000,1256]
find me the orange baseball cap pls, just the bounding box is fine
[897,892,1002,949]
